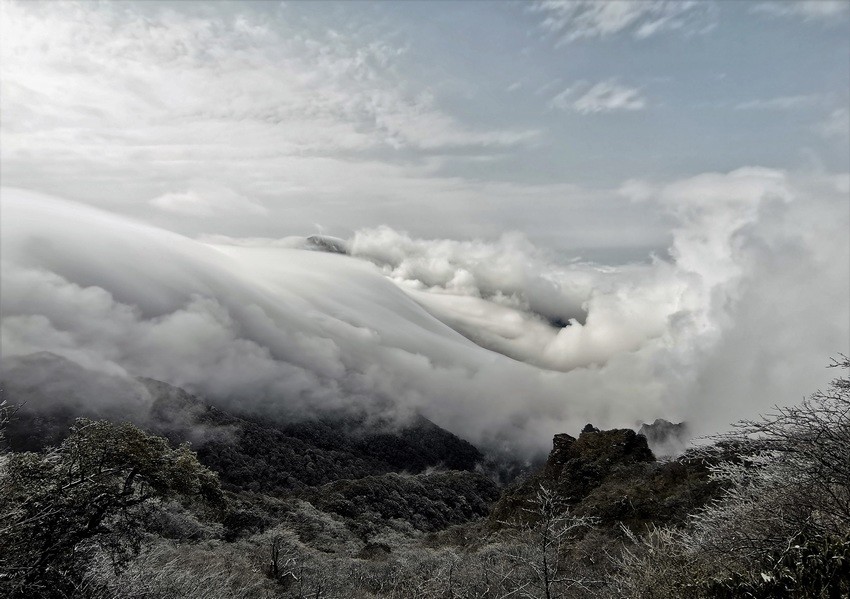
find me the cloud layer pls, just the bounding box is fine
[532,0,715,44]
[2,0,845,258]
[751,1,850,22]
[0,1,542,240]
[1,1,847,458]
[2,167,846,455]
[550,80,647,114]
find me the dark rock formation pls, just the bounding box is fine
[542,427,654,483]
[491,424,718,531]
[305,234,348,254]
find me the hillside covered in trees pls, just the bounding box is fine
[1,357,848,598]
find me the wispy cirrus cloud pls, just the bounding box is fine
[751,1,850,22]
[0,2,537,198]
[816,107,850,140]
[0,0,547,238]
[531,0,715,45]
[0,2,537,156]
[733,94,822,111]
[550,80,647,114]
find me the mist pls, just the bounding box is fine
[2,167,846,456]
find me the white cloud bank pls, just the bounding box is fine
[2,166,847,456]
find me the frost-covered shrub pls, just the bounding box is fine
[610,357,850,598]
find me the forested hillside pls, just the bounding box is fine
[1,358,848,598]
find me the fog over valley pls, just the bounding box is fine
[2,166,847,454]
[1,0,848,457]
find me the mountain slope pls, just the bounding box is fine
[1,352,486,493]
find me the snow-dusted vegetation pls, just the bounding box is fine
[1,358,847,597]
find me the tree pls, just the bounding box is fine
[684,356,850,562]
[501,484,598,599]
[725,355,850,530]
[611,356,850,598]
[0,418,222,598]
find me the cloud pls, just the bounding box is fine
[816,107,850,140]
[0,0,846,460]
[150,186,268,217]
[751,1,850,22]
[550,80,647,114]
[349,227,675,371]
[734,94,821,111]
[2,167,846,456]
[0,0,538,225]
[531,0,715,45]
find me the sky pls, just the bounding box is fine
[1,0,849,454]
[2,0,847,259]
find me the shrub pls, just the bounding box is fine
[0,418,222,598]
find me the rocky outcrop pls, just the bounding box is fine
[491,424,717,531]
[305,234,348,254]
[542,426,654,484]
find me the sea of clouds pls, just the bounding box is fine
[1,168,847,455]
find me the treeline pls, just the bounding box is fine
[0,358,847,598]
